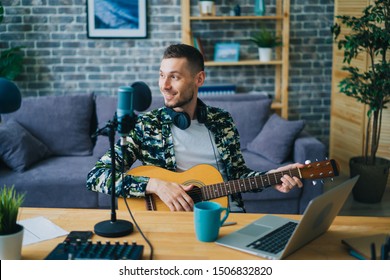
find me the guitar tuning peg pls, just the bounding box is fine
[312,180,317,186]
[330,178,334,182]
[315,158,319,161]
[305,160,311,164]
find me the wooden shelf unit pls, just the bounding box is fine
[181,0,290,118]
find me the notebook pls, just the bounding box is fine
[216,176,359,260]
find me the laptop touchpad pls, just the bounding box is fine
[237,224,271,237]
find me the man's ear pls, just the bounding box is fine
[195,71,206,86]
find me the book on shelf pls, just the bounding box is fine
[198,84,236,96]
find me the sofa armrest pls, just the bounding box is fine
[292,131,327,213]
[293,131,327,164]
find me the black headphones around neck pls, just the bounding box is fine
[166,99,207,130]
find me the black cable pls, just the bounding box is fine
[122,194,154,260]
[120,143,154,260]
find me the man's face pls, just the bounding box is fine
[159,57,199,110]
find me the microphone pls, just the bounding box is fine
[116,81,152,138]
[0,78,22,114]
[94,81,151,239]
[116,86,134,137]
[94,82,152,237]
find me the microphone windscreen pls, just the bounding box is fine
[117,86,134,119]
[131,81,152,112]
[0,78,22,114]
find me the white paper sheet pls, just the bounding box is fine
[19,216,69,246]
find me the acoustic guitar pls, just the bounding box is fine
[118,159,340,211]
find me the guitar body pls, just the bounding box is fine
[118,164,228,211]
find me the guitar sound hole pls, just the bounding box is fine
[188,187,203,204]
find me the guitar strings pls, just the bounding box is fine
[186,169,301,201]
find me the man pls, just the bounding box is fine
[87,44,303,212]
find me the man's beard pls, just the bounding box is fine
[165,90,195,109]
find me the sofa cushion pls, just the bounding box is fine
[205,98,272,148]
[247,114,305,164]
[0,155,100,208]
[0,120,52,172]
[2,93,94,156]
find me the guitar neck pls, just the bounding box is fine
[200,169,301,201]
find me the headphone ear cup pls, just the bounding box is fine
[166,108,191,130]
[173,111,191,130]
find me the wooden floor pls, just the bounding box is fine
[323,175,390,217]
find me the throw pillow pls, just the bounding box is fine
[1,93,94,156]
[0,120,52,172]
[205,98,272,148]
[246,113,305,164]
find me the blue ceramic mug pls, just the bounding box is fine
[194,201,230,242]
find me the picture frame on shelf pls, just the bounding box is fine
[87,0,147,38]
[214,43,240,62]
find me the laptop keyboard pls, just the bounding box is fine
[246,221,298,254]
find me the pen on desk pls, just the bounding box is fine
[370,242,376,260]
[381,244,389,260]
[387,236,390,259]
[349,249,366,260]
[222,222,237,227]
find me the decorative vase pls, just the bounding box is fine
[199,1,215,16]
[0,224,24,260]
[255,0,265,16]
[258,48,272,62]
[349,156,390,203]
[234,4,241,16]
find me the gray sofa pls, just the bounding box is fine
[0,93,326,213]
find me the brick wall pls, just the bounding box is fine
[0,0,334,149]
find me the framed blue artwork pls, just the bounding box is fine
[214,43,240,62]
[87,0,147,38]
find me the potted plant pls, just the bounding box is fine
[0,2,24,80]
[331,0,390,203]
[250,27,282,62]
[0,185,25,260]
[199,0,215,16]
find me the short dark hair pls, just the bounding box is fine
[163,44,204,74]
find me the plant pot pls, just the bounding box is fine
[258,48,272,62]
[349,156,390,203]
[0,224,24,260]
[199,1,215,16]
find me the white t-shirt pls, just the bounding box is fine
[171,119,227,181]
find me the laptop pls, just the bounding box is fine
[216,176,359,260]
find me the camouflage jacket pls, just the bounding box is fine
[86,105,265,199]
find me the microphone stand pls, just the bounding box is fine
[93,116,134,238]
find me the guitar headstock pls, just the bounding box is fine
[300,159,340,180]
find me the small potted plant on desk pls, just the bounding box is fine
[250,27,282,62]
[0,185,25,260]
[331,0,390,203]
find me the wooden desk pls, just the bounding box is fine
[19,208,390,260]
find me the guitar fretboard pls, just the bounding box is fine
[200,169,301,201]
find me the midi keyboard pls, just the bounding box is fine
[45,239,144,260]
